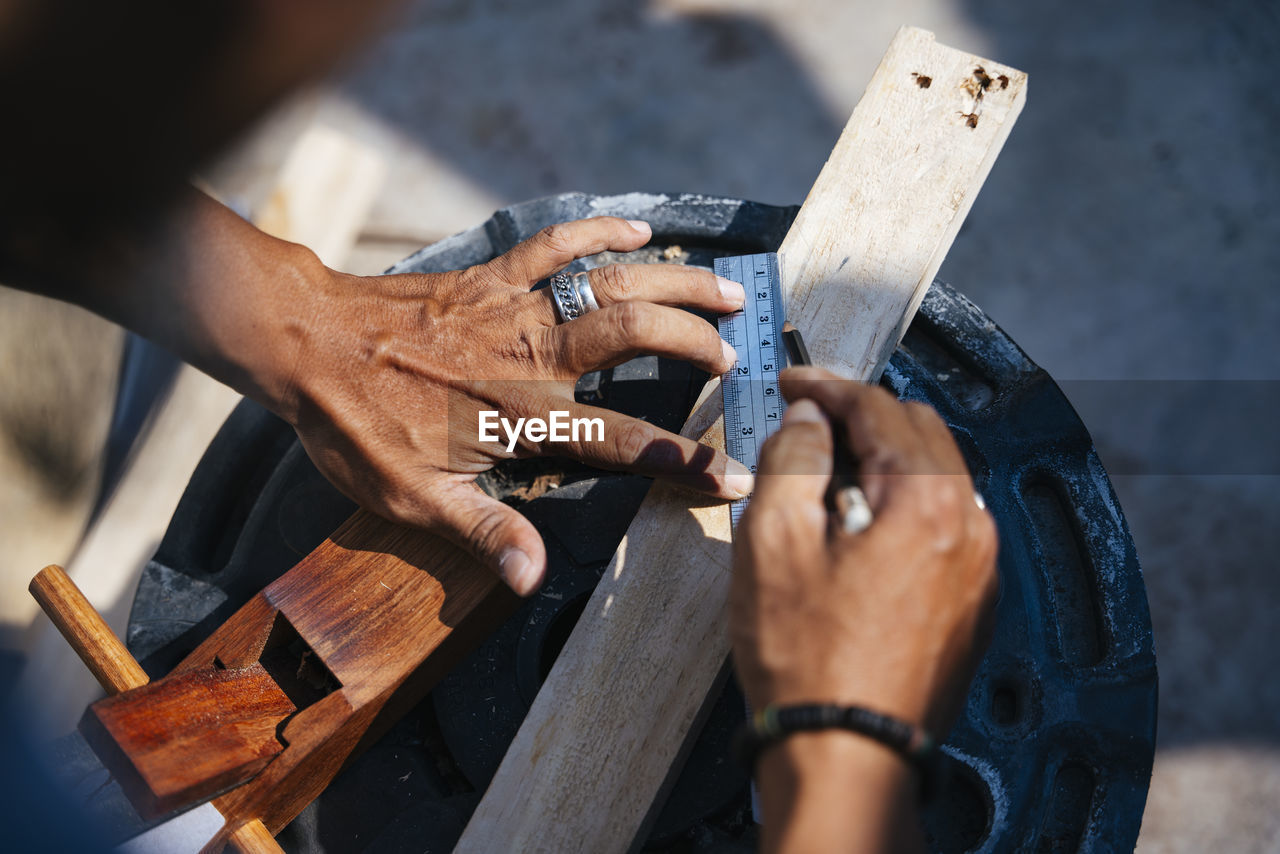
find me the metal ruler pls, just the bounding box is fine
[715,251,787,529]
[715,252,790,824]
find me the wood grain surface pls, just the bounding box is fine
[780,26,1027,379]
[81,663,295,818]
[59,509,518,851]
[196,510,521,846]
[28,563,287,853]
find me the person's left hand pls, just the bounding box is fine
[274,216,749,594]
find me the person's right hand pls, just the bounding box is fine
[730,367,998,736]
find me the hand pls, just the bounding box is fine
[730,367,998,735]
[279,217,751,595]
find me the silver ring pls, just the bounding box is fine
[835,485,874,535]
[575,272,600,313]
[549,271,599,323]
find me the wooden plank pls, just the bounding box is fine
[454,383,731,854]
[454,26,1026,853]
[780,26,1027,378]
[254,124,387,269]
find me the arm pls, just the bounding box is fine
[5,187,753,594]
[758,731,922,854]
[10,188,327,419]
[731,368,999,853]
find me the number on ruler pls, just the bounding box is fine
[716,250,784,534]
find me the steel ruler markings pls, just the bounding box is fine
[715,252,788,825]
[715,252,787,530]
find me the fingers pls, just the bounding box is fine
[780,367,965,477]
[733,400,833,619]
[530,400,753,499]
[780,367,919,505]
[780,367,984,520]
[550,301,735,375]
[423,478,549,595]
[780,367,994,563]
[587,264,745,314]
[750,399,834,511]
[780,367,914,462]
[523,263,745,328]
[487,217,653,287]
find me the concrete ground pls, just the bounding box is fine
[1,0,1276,850]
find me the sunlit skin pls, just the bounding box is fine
[733,370,998,853]
[2,4,999,850]
[45,190,750,594]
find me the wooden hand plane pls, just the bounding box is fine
[31,510,520,853]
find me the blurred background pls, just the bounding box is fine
[1,0,1277,850]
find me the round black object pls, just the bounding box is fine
[126,192,1157,853]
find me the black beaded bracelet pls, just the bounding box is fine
[732,704,939,800]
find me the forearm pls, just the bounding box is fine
[3,187,327,420]
[757,731,925,854]
[6,202,757,592]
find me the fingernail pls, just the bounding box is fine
[783,398,825,426]
[626,219,651,237]
[721,338,738,368]
[724,458,755,498]
[499,547,539,594]
[716,276,745,306]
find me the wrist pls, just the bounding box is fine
[736,701,935,776]
[66,189,336,425]
[762,728,907,782]
[217,241,334,425]
[757,731,921,853]
[756,678,933,733]
[179,237,332,424]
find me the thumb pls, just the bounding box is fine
[425,478,548,596]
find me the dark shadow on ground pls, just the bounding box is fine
[335,0,843,206]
